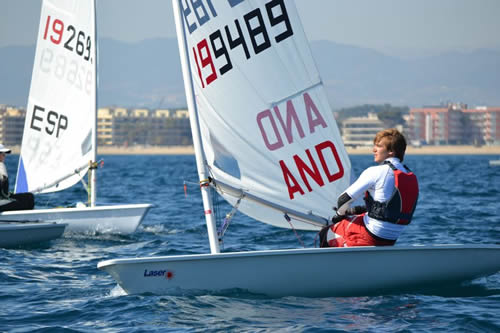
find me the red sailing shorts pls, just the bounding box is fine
[323,214,396,247]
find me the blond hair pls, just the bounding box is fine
[374,129,407,161]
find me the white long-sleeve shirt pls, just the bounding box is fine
[0,162,7,179]
[344,157,410,240]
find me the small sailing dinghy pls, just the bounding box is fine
[98,0,500,296]
[0,221,66,248]
[0,0,152,234]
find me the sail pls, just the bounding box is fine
[15,0,96,194]
[177,0,351,230]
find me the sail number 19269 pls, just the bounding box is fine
[43,15,92,63]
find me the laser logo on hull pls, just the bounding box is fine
[143,269,174,280]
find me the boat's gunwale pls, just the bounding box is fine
[0,222,67,230]
[97,244,500,268]
[0,203,154,216]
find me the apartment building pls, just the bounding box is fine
[408,103,500,145]
[0,105,25,146]
[463,107,500,145]
[341,113,385,147]
[408,104,465,145]
[96,107,192,146]
[1,105,192,147]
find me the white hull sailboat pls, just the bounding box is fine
[98,245,500,297]
[98,0,500,296]
[0,0,152,234]
[0,221,67,248]
[0,204,150,234]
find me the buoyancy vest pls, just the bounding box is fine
[364,161,419,225]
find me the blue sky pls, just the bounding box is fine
[1,0,500,57]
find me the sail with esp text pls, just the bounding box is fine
[15,0,96,194]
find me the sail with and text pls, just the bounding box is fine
[181,0,351,230]
[15,0,96,194]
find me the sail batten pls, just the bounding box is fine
[268,80,323,108]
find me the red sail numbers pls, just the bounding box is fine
[280,141,344,199]
[256,93,344,200]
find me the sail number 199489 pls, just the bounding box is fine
[182,0,293,88]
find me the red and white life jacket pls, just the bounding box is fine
[364,161,418,225]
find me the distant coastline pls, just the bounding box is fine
[7,145,500,156]
[348,145,500,155]
[98,145,500,155]
[99,145,195,155]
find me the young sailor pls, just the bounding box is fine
[0,144,35,212]
[320,129,419,247]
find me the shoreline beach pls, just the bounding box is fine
[348,145,500,155]
[95,145,500,155]
[7,145,500,155]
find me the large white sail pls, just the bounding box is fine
[178,0,351,230]
[15,0,96,194]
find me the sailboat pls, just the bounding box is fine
[0,0,151,234]
[0,221,67,248]
[97,0,500,296]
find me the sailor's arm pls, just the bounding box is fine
[0,175,10,199]
[336,192,354,215]
[335,167,376,215]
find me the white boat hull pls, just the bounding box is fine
[0,222,66,248]
[98,245,500,297]
[0,204,152,234]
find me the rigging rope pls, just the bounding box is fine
[217,196,242,243]
[186,170,317,249]
[183,175,229,247]
[284,213,306,248]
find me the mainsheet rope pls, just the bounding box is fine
[184,173,311,249]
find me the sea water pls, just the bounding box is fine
[1,154,499,332]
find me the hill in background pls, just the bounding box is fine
[1,38,499,109]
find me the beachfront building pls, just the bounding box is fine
[96,107,192,146]
[341,113,384,147]
[408,103,500,145]
[1,105,193,148]
[408,103,466,145]
[97,108,114,146]
[0,105,25,146]
[463,107,500,145]
[150,109,191,146]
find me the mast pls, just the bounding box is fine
[172,0,220,254]
[90,0,98,207]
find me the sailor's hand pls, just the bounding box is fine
[345,206,367,215]
[331,214,346,224]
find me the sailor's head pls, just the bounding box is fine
[373,129,407,163]
[0,143,11,162]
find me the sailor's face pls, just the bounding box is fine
[373,139,393,163]
[0,153,5,162]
